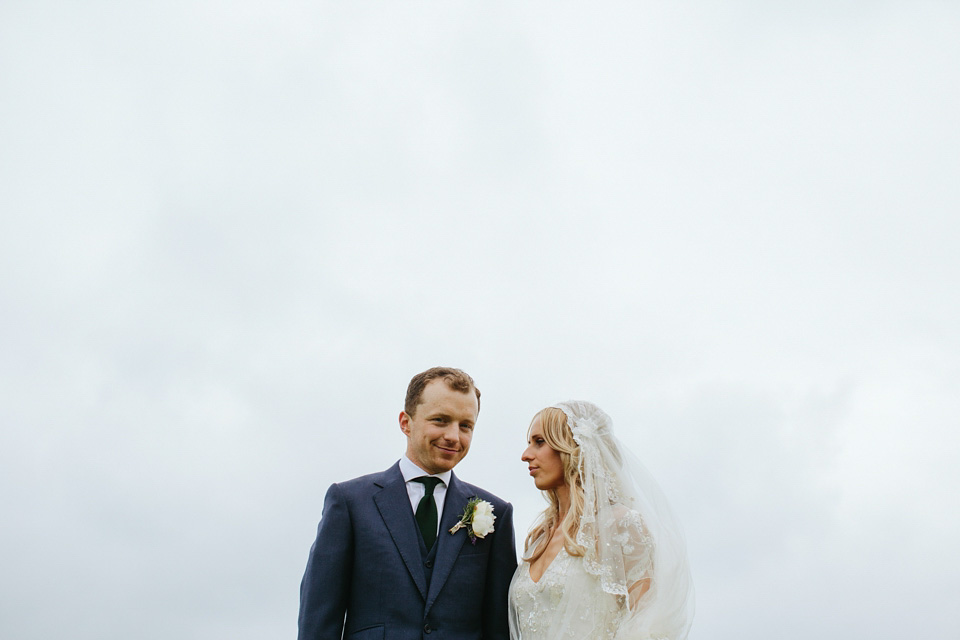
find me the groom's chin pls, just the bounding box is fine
[434,456,465,473]
[435,459,460,472]
[434,447,466,465]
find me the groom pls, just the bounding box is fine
[298,367,517,640]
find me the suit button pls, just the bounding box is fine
[425,560,433,568]
[424,623,432,633]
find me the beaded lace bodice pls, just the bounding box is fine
[509,548,624,640]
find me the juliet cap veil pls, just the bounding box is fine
[552,400,695,640]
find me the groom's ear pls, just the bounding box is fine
[399,411,411,436]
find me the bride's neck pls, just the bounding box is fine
[554,484,571,522]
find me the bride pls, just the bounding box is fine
[508,401,695,640]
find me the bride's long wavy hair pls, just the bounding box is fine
[524,407,587,562]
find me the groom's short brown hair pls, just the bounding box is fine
[405,367,481,416]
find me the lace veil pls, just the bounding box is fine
[511,401,695,640]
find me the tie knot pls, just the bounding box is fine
[413,476,442,497]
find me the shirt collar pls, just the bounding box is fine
[399,456,451,486]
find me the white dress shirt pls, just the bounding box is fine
[399,456,451,537]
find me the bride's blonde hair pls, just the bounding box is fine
[524,407,587,562]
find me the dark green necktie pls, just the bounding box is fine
[413,476,442,549]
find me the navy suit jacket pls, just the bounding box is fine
[298,463,517,640]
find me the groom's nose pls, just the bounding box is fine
[439,425,461,445]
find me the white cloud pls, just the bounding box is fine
[1,1,957,638]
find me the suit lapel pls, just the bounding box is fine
[373,463,428,600]
[425,472,470,612]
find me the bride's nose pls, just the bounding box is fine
[521,447,533,462]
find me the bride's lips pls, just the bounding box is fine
[528,467,538,476]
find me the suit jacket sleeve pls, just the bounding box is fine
[298,482,353,640]
[482,500,518,640]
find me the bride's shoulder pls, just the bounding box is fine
[604,505,654,564]
[608,502,641,522]
[606,504,649,536]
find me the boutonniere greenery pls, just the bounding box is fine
[448,497,496,544]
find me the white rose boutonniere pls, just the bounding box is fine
[449,497,496,544]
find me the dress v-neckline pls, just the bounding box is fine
[528,547,566,585]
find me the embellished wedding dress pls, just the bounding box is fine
[509,509,652,639]
[508,401,694,640]
[510,547,622,639]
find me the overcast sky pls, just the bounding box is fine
[1,1,958,639]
